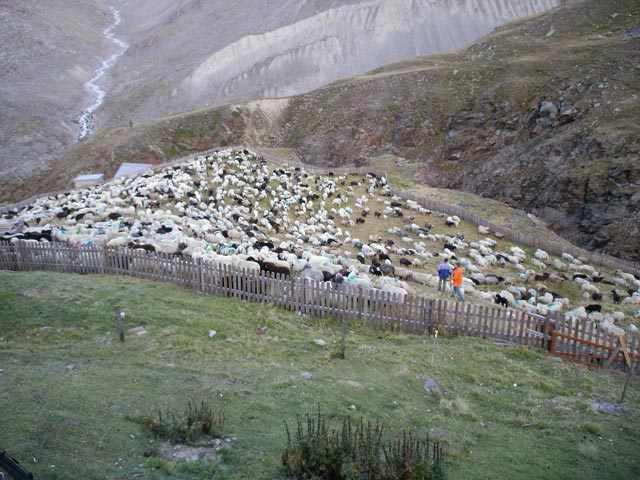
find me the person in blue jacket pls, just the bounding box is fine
[437,258,452,292]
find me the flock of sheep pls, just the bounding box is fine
[1,148,639,338]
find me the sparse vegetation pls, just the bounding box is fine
[139,400,225,444]
[282,409,444,479]
[1,270,639,479]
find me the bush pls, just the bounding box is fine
[142,399,225,444]
[282,408,445,479]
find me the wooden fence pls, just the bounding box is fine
[1,241,637,371]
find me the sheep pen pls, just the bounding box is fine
[1,148,639,340]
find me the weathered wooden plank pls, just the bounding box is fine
[516,310,526,345]
[488,306,496,338]
[505,309,514,342]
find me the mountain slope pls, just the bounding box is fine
[0,0,560,193]
[0,0,112,182]
[99,0,562,128]
[2,0,639,261]
[270,0,640,260]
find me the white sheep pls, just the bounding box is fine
[580,282,600,296]
[380,282,408,299]
[564,306,587,323]
[498,290,515,306]
[553,258,567,270]
[445,215,460,227]
[599,318,625,338]
[530,258,547,270]
[621,293,640,305]
[534,249,550,263]
[615,270,637,285]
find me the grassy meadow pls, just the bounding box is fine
[1,270,639,479]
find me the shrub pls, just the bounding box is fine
[282,408,445,479]
[142,399,225,444]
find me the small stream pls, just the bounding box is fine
[77,5,128,141]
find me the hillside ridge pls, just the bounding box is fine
[2,0,639,261]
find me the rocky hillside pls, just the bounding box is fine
[0,0,112,182]
[2,0,638,261]
[100,0,561,127]
[272,0,639,260]
[1,0,558,196]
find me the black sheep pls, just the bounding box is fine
[257,260,291,278]
[494,294,509,308]
[369,264,382,276]
[611,289,623,304]
[585,304,602,313]
[128,242,155,253]
[321,270,334,282]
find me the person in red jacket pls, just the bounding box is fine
[451,262,465,302]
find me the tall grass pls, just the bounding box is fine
[282,409,444,479]
[140,399,225,444]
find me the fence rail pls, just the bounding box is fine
[1,241,637,371]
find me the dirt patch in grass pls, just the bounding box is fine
[588,399,634,417]
[156,438,234,463]
[21,288,42,298]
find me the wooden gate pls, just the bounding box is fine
[550,331,638,370]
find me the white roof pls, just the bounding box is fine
[73,173,104,181]
[114,162,153,179]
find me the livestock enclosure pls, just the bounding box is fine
[385,188,640,277]
[267,153,640,277]
[1,240,638,372]
[2,147,637,277]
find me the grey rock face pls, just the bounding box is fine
[102,0,563,126]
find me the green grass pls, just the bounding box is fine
[1,271,639,479]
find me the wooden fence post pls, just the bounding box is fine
[290,274,296,312]
[340,314,347,359]
[196,257,203,292]
[115,305,125,342]
[621,360,638,403]
[542,312,553,351]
